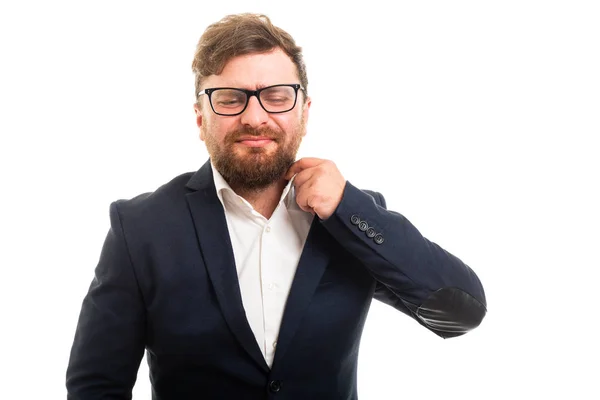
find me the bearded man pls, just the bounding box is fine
[66,13,487,400]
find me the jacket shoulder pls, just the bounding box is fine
[111,171,195,225]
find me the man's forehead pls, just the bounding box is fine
[206,81,290,90]
[203,49,298,90]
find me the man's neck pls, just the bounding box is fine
[230,178,289,220]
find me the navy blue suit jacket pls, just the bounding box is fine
[66,160,486,399]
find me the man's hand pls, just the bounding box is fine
[285,158,346,220]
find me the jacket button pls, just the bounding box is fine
[350,215,361,225]
[358,221,369,232]
[374,234,385,245]
[366,227,376,238]
[269,380,282,393]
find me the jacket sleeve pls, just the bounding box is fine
[66,202,146,399]
[320,181,487,338]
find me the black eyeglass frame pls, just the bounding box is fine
[197,83,305,116]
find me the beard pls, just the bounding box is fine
[202,119,305,192]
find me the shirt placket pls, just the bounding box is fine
[260,219,284,367]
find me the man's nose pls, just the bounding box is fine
[240,96,269,127]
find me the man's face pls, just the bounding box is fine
[194,48,311,191]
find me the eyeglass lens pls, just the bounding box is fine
[211,86,297,115]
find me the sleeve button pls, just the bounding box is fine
[358,221,369,232]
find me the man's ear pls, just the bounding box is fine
[302,96,311,136]
[193,103,205,141]
[194,103,203,127]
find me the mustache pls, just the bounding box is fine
[226,127,283,143]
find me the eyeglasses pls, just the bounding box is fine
[197,83,305,116]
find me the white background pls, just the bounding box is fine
[1,1,599,398]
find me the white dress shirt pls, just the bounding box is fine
[211,164,313,367]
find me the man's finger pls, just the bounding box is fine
[291,168,315,189]
[285,157,324,180]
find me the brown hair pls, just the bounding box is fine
[192,13,308,103]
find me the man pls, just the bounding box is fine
[66,13,486,399]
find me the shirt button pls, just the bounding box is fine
[266,226,271,233]
[273,341,277,349]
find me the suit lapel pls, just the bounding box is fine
[272,217,332,367]
[185,161,269,373]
